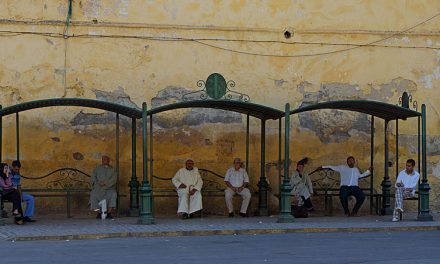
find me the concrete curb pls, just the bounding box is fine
[10,225,440,241]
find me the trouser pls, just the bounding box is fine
[22,193,35,217]
[225,187,251,214]
[2,189,24,216]
[301,196,313,209]
[393,187,414,219]
[339,186,365,214]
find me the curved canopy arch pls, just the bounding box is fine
[0,98,142,119]
[148,100,284,120]
[290,100,420,120]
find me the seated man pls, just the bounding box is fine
[89,155,117,219]
[290,158,313,211]
[224,158,251,217]
[11,160,36,222]
[392,159,419,222]
[172,158,203,219]
[321,156,372,216]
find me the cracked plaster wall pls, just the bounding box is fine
[1,0,440,214]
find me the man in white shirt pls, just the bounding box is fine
[224,158,251,217]
[392,159,420,222]
[172,158,203,219]
[321,156,371,216]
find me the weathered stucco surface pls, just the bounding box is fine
[1,0,440,215]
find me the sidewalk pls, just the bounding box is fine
[0,213,439,241]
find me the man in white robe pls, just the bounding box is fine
[172,158,203,219]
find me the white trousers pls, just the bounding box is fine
[225,187,251,214]
[177,188,203,214]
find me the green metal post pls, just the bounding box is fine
[115,114,120,217]
[246,114,249,171]
[150,115,154,212]
[417,104,433,221]
[257,119,269,216]
[0,105,4,226]
[138,102,155,224]
[278,118,282,211]
[370,116,374,215]
[418,117,421,174]
[381,120,393,215]
[0,105,2,163]
[278,104,294,223]
[16,112,19,161]
[395,119,399,179]
[417,116,421,214]
[128,118,139,216]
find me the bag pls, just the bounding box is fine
[291,205,309,218]
[1,188,15,197]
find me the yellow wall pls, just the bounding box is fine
[1,0,440,215]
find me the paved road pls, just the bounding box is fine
[0,231,439,263]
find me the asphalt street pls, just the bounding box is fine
[0,231,439,264]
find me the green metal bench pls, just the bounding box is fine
[152,168,254,215]
[1,168,126,218]
[307,168,380,215]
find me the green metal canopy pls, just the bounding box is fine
[148,100,284,120]
[290,100,421,120]
[0,98,142,119]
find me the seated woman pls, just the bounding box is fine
[0,163,25,225]
[290,158,314,211]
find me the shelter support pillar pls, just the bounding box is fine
[129,118,140,216]
[0,105,3,226]
[139,103,154,224]
[257,119,269,216]
[246,114,249,171]
[381,120,393,215]
[278,104,294,223]
[417,104,433,221]
[370,116,374,215]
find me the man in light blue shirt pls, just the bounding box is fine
[11,160,36,222]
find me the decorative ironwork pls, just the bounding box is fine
[182,73,250,102]
[20,168,91,190]
[152,168,257,194]
[308,168,372,192]
[398,92,418,111]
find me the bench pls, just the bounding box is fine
[1,168,126,218]
[306,168,380,215]
[377,191,419,220]
[152,168,254,215]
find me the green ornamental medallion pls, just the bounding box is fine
[205,73,227,99]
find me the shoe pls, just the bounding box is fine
[106,213,113,219]
[23,216,36,223]
[307,207,314,212]
[228,212,234,218]
[181,213,189,220]
[239,213,247,218]
[14,217,24,225]
[392,217,399,222]
[396,207,404,213]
